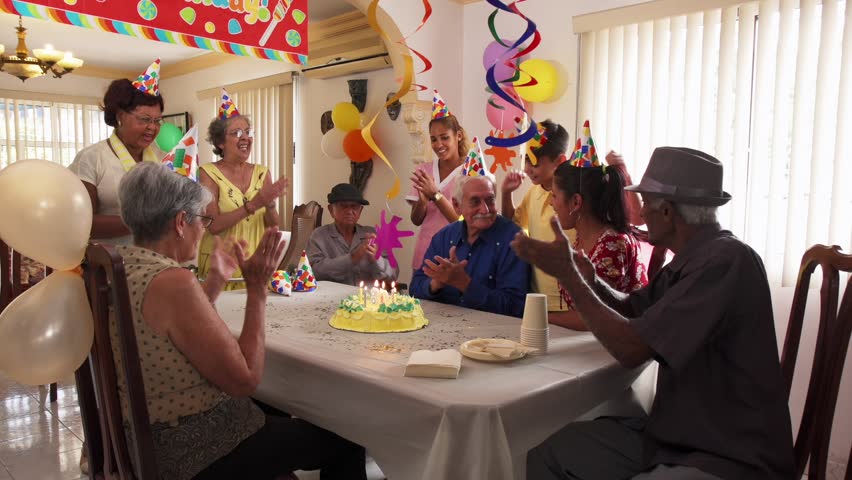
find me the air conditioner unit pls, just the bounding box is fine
[303,10,390,80]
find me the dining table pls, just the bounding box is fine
[216,281,646,480]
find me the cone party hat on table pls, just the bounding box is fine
[132,58,161,96]
[218,88,241,120]
[461,137,495,180]
[269,270,292,296]
[292,250,317,292]
[431,89,453,120]
[161,125,199,181]
[569,120,600,168]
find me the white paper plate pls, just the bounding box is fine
[459,338,535,362]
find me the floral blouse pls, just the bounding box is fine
[559,230,648,310]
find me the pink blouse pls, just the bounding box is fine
[405,161,463,271]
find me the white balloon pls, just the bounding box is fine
[0,160,92,270]
[321,129,347,159]
[0,271,94,385]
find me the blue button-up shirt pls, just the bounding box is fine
[410,215,530,318]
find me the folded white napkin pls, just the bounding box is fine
[404,349,462,379]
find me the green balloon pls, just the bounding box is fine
[155,123,183,152]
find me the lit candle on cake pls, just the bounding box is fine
[371,280,379,304]
[359,281,364,304]
[391,281,397,301]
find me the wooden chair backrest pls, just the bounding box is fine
[780,244,852,480]
[77,242,158,480]
[279,201,323,272]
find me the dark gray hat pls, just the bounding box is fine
[327,183,369,205]
[624,147,731,206]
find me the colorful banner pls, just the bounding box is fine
[0,0,308,65]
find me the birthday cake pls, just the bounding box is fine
[330,286,428,333]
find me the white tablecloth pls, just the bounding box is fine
[216,282,642,480]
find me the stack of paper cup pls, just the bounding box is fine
[520,293,549,355]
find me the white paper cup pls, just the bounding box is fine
[521,293,549,330]
[520,326,548,354]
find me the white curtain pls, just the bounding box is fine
[0,97,108,169]
[578,0,850,287]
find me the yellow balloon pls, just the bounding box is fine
[331,102,361,132]
[513,59,566,103]
[0,271,94,385]
[0,160,93,270]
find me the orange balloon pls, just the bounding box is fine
[343,129,374,163]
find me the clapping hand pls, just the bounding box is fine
[511,216,578,281]
[254,176,289,209]
[423,246,470,290]
[351,233,378,264]
[410,169,439,200]
[235,228,285,292]
[207,236,240,282]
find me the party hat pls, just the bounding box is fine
[569,120,601,168]
[461,137,494,179]
[161,125,199,181]
[292,250,317,292]
[269,270,292,296]
[432,89,453,120]
[218,88,241,120]
[525,122,550,166]
[132,58,161,96]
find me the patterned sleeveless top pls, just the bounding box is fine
[113,245,265,479]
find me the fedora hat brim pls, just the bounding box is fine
[625,183,731,207]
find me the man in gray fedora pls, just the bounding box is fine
[513,147,793,479]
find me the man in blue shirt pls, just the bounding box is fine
[411,175,530,317]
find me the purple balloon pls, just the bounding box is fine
[483,40,519,82]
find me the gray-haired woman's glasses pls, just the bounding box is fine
[187,213,214,229]
[227,128,254,139]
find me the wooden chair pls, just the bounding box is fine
[76,242,158,480]
[278,201,323,272]
[780,244,852,480]
[0,239,58,402]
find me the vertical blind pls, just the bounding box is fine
[0,98,109,169]
[577,0,850,286]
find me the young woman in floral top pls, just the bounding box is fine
[549,161,648,330]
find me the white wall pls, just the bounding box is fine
[295,67,418,283]
[0,73,112,99]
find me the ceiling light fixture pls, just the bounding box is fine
[0,16,84,82]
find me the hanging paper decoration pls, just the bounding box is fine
[269,270,292,296]
[161,125,199,181]
[484,130,517,173]
[484,0,542,149]
[569,120,601,168]
[373,210,414,269]
[0,0,309,65]
[361,0,432,200]
[292,251,317,292]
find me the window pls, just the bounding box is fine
[0,97,109,169]
[577,0,850,286]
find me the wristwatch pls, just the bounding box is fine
[432,192,444,202]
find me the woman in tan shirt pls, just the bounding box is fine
[116,162,365,479]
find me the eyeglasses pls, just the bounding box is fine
[334,203,364,212]
[128,112,164,127]
[187,213,214,229]
[227,128,254,139]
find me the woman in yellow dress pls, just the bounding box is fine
[197,90,287,287]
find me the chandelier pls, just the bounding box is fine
[0,16,84,82]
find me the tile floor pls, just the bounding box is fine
[0,372,384,480]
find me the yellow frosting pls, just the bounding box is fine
[329,294,429,333]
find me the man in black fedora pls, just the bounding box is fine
[513,147,793,479]
[307,183,398,286]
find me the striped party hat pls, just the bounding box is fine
[161,125,199,181]
[132,58,160,96]
[569,120,600,168]
[218,88,241,120]
[432,89,453,119]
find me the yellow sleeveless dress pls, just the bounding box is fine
[197,162,269,290]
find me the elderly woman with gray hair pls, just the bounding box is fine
[197,109,288,287]
[114,162,366,480]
